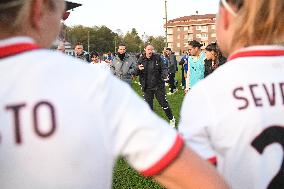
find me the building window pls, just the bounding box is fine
[168,43,173,48]
[201,26,208,32]
[168,28,173,34]
[211,25,216,30]
[177,27,182,31]
[196,34,201,38]
[196,26,201,30]
[211,33,216,37]
[167,35,173,42]
[177,34,180,39]
[201,33,208,38]
[184,27,188,31]
[177,43,180,48]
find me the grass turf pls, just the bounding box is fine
[112,68,185,189]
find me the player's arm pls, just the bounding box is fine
[153,146,228,189]
[179,84,217,164]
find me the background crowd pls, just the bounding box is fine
[59,40,227,128]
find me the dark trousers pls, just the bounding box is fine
[144,88,173,120]
[169,73,176,93]
[181,67,185,87]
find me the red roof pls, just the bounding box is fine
[166,14,216,27]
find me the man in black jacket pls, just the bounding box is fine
[136,45,175,128]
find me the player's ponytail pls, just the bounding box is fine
[0,0,27,29]
[229,0,284,46]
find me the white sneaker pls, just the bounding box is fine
[167,92,173,95]
[172,89,178,94]
[170,117,176,128]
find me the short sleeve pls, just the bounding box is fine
[179,84,217,163]
[97,72,184,176]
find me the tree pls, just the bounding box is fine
[92,26,116,53]
[146,36,166,53]
[66,25,117,53]
[123,28,143,53]
[66,25,92,50]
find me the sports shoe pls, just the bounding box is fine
[172,88,178,94]
[167,89,178,96]
[167,91,173,95]
[169,117,176,128]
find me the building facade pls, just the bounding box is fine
[165,14,217,53]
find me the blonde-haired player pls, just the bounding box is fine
[0,0,228,189]
[179,0,284,188]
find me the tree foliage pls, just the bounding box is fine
[65,25,165,54]
[146,36,166,53]
[124,28,143,53]
[66,25,116,53]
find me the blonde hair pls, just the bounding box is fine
[0,0,26,29]
[228,0,284,46]
[0,0,56,30]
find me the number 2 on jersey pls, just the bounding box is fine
[251,126,284,189]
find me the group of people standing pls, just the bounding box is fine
[69,40,228,128]
[1,0,284,189]
[180,40,227,93]
[68,42,178,127]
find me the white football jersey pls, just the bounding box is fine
[91,61,110,70]
[179,46,284,189]
[0,37,184,189]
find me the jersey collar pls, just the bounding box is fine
[228,45,284,61]
[0,37,39,59]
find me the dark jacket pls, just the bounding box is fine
[204,56,227,77]
[166,53,178,73]
[204,59,216,78]
[136,53,168,91]
[73,52,90,63]
[110,53,136,85]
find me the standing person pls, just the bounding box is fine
[204,43,227,77]
[90,51,110,70]
[185,40,206,93]
[57,43,65,53]
[110,44,136,85]
[179,0,284,188]
[165,48,178,95]
[136,45,176,127]
[161,50,170,87]
[0,1,229,189]
[179,50,189,90]
[161,50,169,67]
[73,42,90,63]
[104,51,114,64]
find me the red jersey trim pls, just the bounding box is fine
[228,50,284,61]
[140,134,184,177]
[208,156,217,165]
[0,43,39,58]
